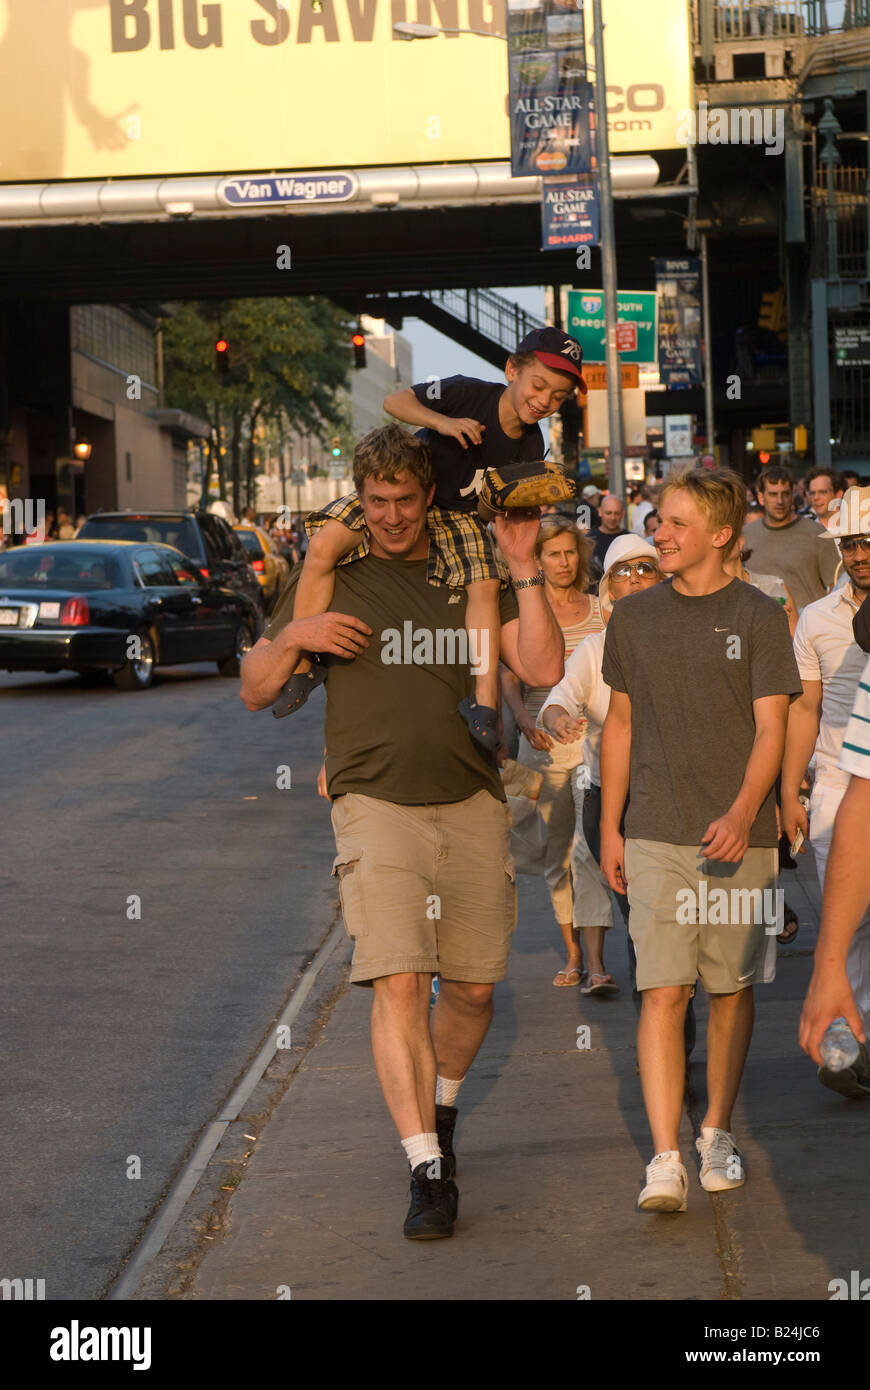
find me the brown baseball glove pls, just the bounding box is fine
[477,460,576,523]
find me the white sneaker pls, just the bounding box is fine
[637,1150,688,1212]
[696,1127,745,1192]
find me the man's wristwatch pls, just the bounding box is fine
[512,570,545,590]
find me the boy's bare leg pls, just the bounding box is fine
[637,984,692,1153]
[288,520,359,676]
[461,579,501,743]
[702,987,754,1132]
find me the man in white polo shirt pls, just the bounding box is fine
[783,486,870,1096]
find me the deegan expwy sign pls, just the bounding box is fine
[0,0,691,182]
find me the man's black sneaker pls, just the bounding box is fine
[435,1103,458,1179]
[403,1161,458,1240]
[818,1042,870,1100]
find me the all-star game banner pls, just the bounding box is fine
[655,256,703,388]
[507,0,592,177]
[541,173,598,250]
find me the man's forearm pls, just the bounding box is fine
[511,581,563,687]
[781,702,820,802]
[600,713,630,831]
[730,724,786,825]
[240,628,303,710]
[815,778,870,968]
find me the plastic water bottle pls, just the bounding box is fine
[819,1017,860,1071]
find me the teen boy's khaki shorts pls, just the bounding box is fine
[331,790,517,986]
[624,838,779,994]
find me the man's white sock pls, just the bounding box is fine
[436,1075,464,1108]
[401,1133,442,1170]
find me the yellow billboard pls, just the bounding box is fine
[0,0,691,183]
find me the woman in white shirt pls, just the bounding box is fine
[540,535,662,994]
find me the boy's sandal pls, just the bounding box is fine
[581,973,620,997]
[777,906,799,946]
[458,696,500,750]
[553,967,583,987]
[271,660,329,719]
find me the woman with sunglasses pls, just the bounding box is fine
[539,536,664,997]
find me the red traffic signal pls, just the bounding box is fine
[352,329,366,370]
[216,338,229,375]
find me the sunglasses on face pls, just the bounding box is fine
[611,560,659,579]
[840,537,870,555]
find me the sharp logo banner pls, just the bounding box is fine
[0,0,692,182]
[541,174,598,250]
[655,256,703,388]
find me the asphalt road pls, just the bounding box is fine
[0,662,338,1300]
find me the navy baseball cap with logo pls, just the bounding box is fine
[517,327,588,394]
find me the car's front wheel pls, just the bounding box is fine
[218,620,255,678]
[113,630,155,690]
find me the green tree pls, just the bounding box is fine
[162,297,352,513]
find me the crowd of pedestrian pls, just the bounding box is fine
[241,330,870,1239]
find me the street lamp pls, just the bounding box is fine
[590,0,624,503]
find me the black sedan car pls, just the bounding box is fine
[0,541,262,690]
[77,509,264,616]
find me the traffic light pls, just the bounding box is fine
[352,328,367,370]
[758,289,786,334]
[215,337,229,375]
[752,426,776,452]
[331,436,342,457]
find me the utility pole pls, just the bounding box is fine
[700,233,715,452]
[591,0,625,501]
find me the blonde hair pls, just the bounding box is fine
[659,465,746,557]
[535,517,592,592]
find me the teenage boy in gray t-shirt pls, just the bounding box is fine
[600,466,801,1215]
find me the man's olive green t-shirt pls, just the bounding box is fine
[265,556,520,805]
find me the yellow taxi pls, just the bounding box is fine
[233,524,290,612]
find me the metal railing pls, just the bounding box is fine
[810,165,869,278]
[693,0,870,42]
[424,287,546,356]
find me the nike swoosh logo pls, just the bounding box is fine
[737,970,756,981]
[715,626,728,632]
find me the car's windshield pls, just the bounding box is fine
[79,515,201,559]
[0,547,120,590]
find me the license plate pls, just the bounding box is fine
[38,602,60,620]
[0,608,18,626]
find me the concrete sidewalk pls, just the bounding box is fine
[164,858,870,1302]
